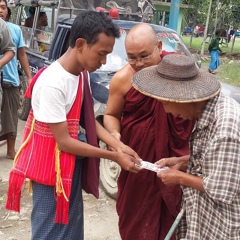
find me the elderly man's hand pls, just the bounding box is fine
[156,155,189,172]
[157,168,182,186]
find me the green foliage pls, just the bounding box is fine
[181,0,240,33]
[232,5,240,24]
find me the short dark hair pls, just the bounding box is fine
[39,11,46,18]
[29,6,36,15]
[7,7,11,20]
[69,10,120,48]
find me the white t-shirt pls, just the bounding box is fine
[32,61,81,123]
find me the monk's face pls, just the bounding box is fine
[126,40,162,72]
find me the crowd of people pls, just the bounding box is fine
[0,3,240,240]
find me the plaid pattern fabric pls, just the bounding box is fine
[177,93,240,239]
[31,160,83,240]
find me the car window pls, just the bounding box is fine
[156,31,190,56]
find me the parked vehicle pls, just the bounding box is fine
[235,30,240,37]
[9,0,240,199]
[182,27,192,36]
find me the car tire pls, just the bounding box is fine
[18,74,31,121]
[99,141,121,199]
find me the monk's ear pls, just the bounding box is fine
[157,40,162,50]
[157,40,162,54]
[75,38,86,52]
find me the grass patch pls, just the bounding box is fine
[218,63,240,87]
[182,36,240,87]
[201,61,240,87]
[182,36,240,54]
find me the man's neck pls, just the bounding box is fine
[58,49,83,76]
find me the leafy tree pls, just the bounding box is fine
[182,0,240,33]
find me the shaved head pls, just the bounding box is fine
[126,23,157,48]
[125,23,162,71]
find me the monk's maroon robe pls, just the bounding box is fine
[117,87,194,240]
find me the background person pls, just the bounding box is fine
[208,29,222,74]
[24,6,35,28]
[132,54,240,239]
[6,11,141,240]
[104,23,194,240]
[36,11,48,30]
[0,2,32,160]
[227,28,235,43]
[0,17,15,182]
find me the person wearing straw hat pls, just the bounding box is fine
[104,23,194,240]
[132,54,240,239]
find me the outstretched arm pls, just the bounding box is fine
[104,65,133,140]
[49,120,141,173]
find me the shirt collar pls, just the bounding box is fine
[194,93,220,130]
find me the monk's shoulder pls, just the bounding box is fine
[113,64,134,83]
[110,64,134,95]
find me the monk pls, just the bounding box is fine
[104,23,194,240]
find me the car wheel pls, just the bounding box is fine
[99,141,121,199]
[18,74,31,121]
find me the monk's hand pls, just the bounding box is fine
[113,142,142,173]
[107,131,121,151]
[117,142,141,161]
[115,152,142,173]
[110,130,121,140]
[157,168,181,186]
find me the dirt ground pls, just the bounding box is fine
[0,181,121,240]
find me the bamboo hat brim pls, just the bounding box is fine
[132,54,221,103]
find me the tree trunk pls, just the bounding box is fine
[200,0,213,55]
[214,0,220,33]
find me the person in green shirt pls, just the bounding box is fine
[208,29,222,74]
